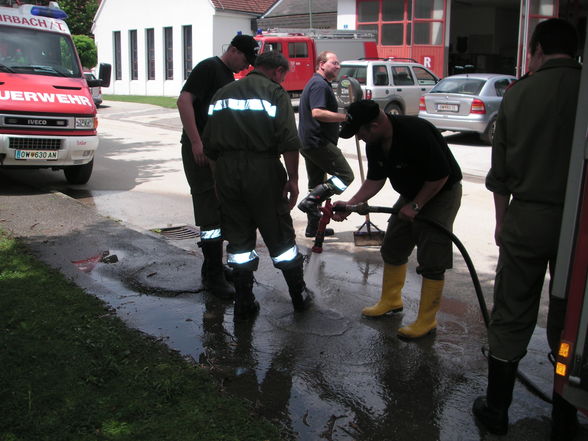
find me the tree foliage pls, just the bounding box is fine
[59,0,99,36]
[73,35,97,69]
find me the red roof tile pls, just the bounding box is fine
[210,0,276,15]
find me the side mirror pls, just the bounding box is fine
[98,63,111,87]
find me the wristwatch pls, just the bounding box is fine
[411,202,421,212]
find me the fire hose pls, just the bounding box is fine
[312,201,552,404]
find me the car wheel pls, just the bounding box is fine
[385,103,403,116]
[64,159,94,185]
[481,117,497,145]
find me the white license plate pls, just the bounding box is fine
[436,103,459,112]
[15,150,58,160]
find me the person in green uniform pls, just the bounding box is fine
[177,34,258,299]
[203,51,312,319]
[472,19,581,440]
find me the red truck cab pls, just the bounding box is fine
[235,29,378,97]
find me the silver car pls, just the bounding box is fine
[84,71,103,107]
[418,73,516,144]
[335,58,439,116]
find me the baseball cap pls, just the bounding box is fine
[230,34,259,65]
[339,100,381,139]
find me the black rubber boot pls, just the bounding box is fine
[233,269,260,320]
[551,392,579,441]
[298,182,338,217]
[281,262,313,312]
[472,355,519,435]
[200,239,235,300]
[305,212,334,238]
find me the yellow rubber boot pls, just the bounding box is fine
[361,263,406,317]
[397,277,443,339]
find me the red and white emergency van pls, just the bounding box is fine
[0,1,110,184]
[236,29,378,97]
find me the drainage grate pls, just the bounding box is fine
[153,225,200,240]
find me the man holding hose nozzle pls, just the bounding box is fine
[473,18,581,440]
[332,99,462,340]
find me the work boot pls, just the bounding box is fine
[298,182,338,217]
[362,263,406,317]
[551,392,579,441]
[397,277,443,339]
[305,212,334,238]
[200,239,235,300]
[472,355,519,435]
[233,269,260,320]
[281,263,313,312]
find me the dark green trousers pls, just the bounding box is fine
[488,199,564,361]
[300,141,354,190]
[380,183,462,280]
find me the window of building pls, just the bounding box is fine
[164,26,173,80]
[113,31,121,80]
[357,0,445,47]
[182,25,192,80]
[288,42,308,58]
[129,29,138,80]
[146,28,155,80]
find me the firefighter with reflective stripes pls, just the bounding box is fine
[203,51,312,319]
[177,34,258,299]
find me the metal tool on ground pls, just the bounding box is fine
[336,202,552,403]
[341,76,385,247]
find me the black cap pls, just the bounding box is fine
[230,34,259,65]
[339,100,381,139]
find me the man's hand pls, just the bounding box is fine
[398,203,418,221]
[283,179,299,210]
[331,200,350,222]
[191,139,208,167]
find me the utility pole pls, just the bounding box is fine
[308,0,313,29]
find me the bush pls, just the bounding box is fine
[73,34,97,69]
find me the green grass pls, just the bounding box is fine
[0,232,280,441]
[102,95,177,108]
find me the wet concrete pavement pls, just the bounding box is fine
[1,101,586,441]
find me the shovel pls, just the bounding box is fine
[341,76,385,247]
[352,133,385,246]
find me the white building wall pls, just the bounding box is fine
[92,0,254,97]
[337,0,357,30]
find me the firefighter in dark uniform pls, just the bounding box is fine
[203,51,312,319]
[177,34,258,299]
[333,100,462,340]
[473,19,582,440]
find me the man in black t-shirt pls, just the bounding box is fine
[177,34,258,299]
[297,51,354,237]
[333,100,462,340]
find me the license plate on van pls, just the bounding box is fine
[15,150,58,160]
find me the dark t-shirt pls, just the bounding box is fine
[180,56,234,143]
[366,115,462,200]
[298,73,340,148]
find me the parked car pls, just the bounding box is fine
[418,73,517,144]
[83,71,103,107]
[334,58,439,115]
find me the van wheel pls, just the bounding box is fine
[481,117,496,145]
[64,159,94,185]
[385,103,403,115]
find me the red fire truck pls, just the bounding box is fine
[235,29,378,97]
[552,36,588,412]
